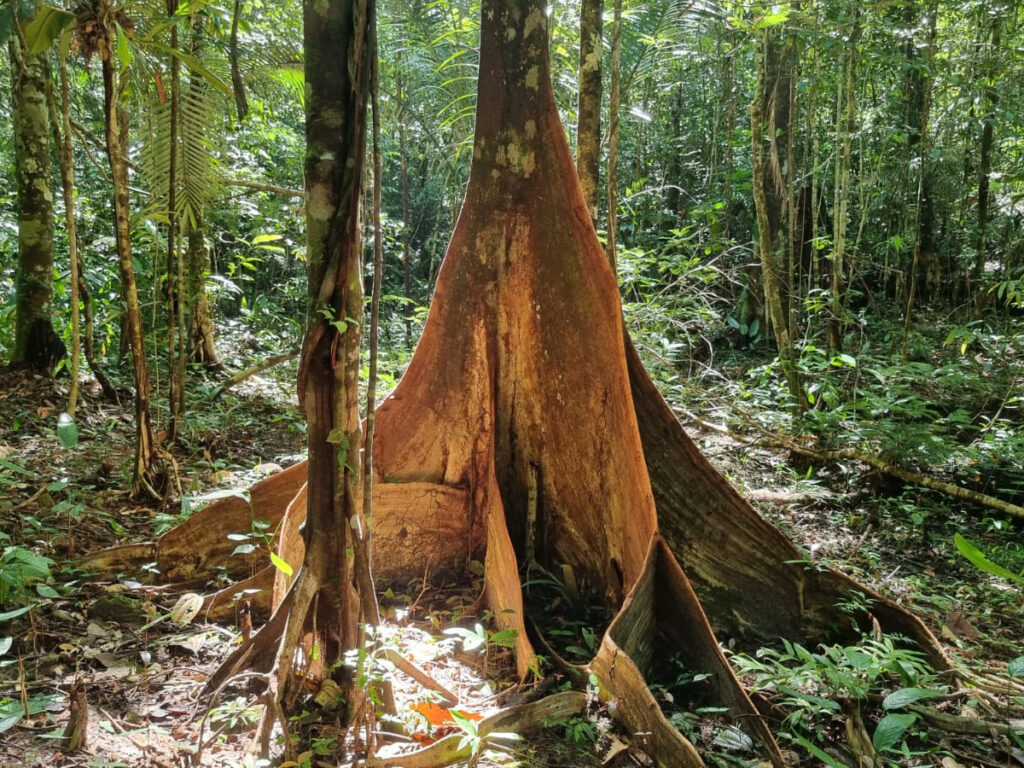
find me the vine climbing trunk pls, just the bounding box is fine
[222,0,377,727]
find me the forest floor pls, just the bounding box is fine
[1,352,1022,768]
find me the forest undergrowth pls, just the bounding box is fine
[1,312,1022,768]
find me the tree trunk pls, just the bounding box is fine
[228,0,376,726]
[99,20,158,498]
[975,11,1000,282]
[575,0,601,225]
[229,0,249,120]
[167,0,184,440]
[397,50,414,345]
[750,25,802,411]
[828,6,860,353]
[51,43,80,413]
[184,210,219,366]
[605,0,622,269]
[901,5,937,360]
[9,31,61,371]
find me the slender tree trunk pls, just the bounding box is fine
[397,51,413,345]
[240,0,375,725]
[901,5,937,361]
[49,43,81,413]
[576,0,602,226]
[167,0,183,440]
[9,32,60,371]
[751,26,802,412]
[975,11,1000,282]
[182,18,219,368]
[99,26,158,497]
[184,212,218,366]
[229,0,249,120]
[828,7,860,353]
[720,27,736,239]
[605,0,622,270]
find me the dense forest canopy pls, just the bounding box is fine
[1,0,1023,766]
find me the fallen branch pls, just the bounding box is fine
[771,437,1024,521]
[219,178,304,199]
[209,350,299,399]
[909,703,1024,737]
[380,648,458,707]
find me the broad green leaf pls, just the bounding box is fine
[0,710,22,734]
[251,233,283,245]
[56,412,78,448]
[232,544,257,555]
[22,5,74,55]
[0,637,11,655]
[713,725,753,751]
[954,534,1024,585]
[882,687,943,710]
[873,713,916,752]
[35,584,59,599]
[488,629,519,648]
[1009,657,1024,678]
[0,605,35,622]
[270,552,293,576]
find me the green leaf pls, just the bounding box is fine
[0,709,22,735]
[0,637,11,655]
[21,5,75,55]
[146,41,233,97]
[35,584,59,599]
[0,459,34,477]
[114,22,133,69]
[0,605,35,623]
[954,534,1024,585]
[56,413,78,449]
[232,544,257,555]
[251,233,283,245]
[713,725,753,751]
[1009,657,1024,678]
[270,552,293,577]
[488,629,519,648]
[872,713,916,752]
[882,687,943,710]
[326,428,348,446]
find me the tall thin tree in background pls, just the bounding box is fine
[750,15,802,411]
[576,0,601,226]
[605,0,622,269]
[85,0,159,496]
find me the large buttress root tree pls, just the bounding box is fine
[81,0,947,762]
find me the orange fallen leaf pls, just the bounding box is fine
[410,701,482,727]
